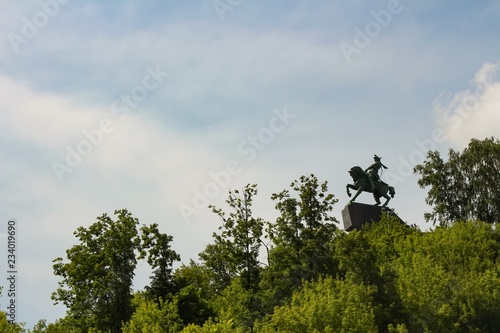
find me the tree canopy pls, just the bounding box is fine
[52,209,140,333]
[414,136,500,225]
[50,209,179,333]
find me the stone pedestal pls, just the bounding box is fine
[342,202,402,231]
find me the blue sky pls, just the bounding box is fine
[1,0,500,327]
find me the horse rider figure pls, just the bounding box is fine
[365,155,388,191]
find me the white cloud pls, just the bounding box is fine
[0,75,103,150]
[434,61,500,148]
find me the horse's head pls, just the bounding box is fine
[348,166,366,181]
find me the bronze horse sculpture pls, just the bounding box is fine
[346,166,395,206]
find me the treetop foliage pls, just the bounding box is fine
[414,136,500,225]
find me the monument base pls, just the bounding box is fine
[342,202,403,231]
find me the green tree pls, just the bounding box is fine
[29,320,47,333]
[122,293,183,333]
[196,242,234,293]
[414,137,500,225]
[173,261,216,326]
[0,311,24,333]
[262,174,338,308]
[259,276,378,333]
[334,215,416,332]
[395,221,500,332]
[181,319,245,333]
[52,209,141,333]
[28,319,68,333]
[200,184,264,290]
[215,279,260,332]
[139,223,180,303]
[199,184,265,330]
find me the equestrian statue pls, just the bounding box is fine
[346,155,395,207]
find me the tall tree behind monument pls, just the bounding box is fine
[414,137,500,226]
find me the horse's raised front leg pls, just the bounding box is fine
[349,187,363,204]
[346,184,358,198]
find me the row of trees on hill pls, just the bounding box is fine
[2,137,500,333]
